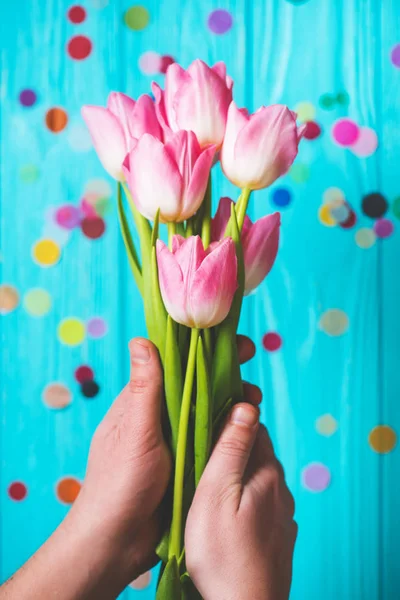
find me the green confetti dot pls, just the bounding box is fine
[23,288,52,317]
[95,197,112,217]
[319,94,336,110]
[336,91,350,106]
[392,196,400,220]
[289,163,310,183]
[124,5,150,30]
[20,164,40,183]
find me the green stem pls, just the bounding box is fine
[201,176,212,249]
[168,222,176,249]
[116,183,143,295]
[169,328,200,560]
[235,188,251,232]
[186,218,194,237]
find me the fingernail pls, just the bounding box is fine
[130,341,150,364]
[231,405,259,428]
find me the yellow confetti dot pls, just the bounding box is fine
[0,284,19,314]
[294,101,316,123]
[323,187,345,204]
[319,309,349,336]
[32,239,60,267]
[316,414,338,436]
[23,288,52,316]
[58,317,85,346]
[318,204,336,227]
[355,228,376,249]
[369,425,397,454]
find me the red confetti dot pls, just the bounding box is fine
[74,365,94,383]
[81,216,106,239]
[67,5,86,24]
[339,209,357,229]
[67,35,92,60]
[303,121,322,140]
[262,332,282,352]
[8,481,27,501]
[160,55,175,74]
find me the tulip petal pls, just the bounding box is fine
[174,60,232,148]
[211,61,227,81]
[164,63,190,129]
[220,102,249,183]
[156,240,189,325]
[234,105,299,189]
[190,238,237,328]
[107,92,136,145]
[174,236,206,284]
[243,212,280,294]
[125,134,183,222]
[182,144,216,220]
[211,196,233,241]
[172,234,186,252]
[130,94,162,141]
[81,105,126,181]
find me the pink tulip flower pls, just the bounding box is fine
[123,130,216,223]
[81,92,161,181]
[156,235,237,328]
[221,102,305,190]
[212,196,280,294]
[152,59,233,149]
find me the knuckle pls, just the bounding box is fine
[129,377,149,394]
[218,436,249,459]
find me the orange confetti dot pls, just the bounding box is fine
[57,477,81,504]
[0,284,19,314]
[46,107,68,133]
[369,425,397,454]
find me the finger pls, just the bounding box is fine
[243,381,262,405]
[237,334,256,365]
[201,403,260,492]
[123,338,164,439]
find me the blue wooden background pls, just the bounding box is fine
[1,0,399,598]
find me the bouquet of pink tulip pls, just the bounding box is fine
[82,59,303,599]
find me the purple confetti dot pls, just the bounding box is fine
[207,9,233,34]
[87,317,108,339]
[19,89,37,107]
[390,44,400,68]
[373,218,394,239]
[302,462,331,492]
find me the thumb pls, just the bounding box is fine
[202,403,259,489]
[125,338,164,438]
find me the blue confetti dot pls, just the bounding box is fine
[272,188,292,207]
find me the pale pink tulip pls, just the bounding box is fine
[156,235,237,328]
[152,60,233,149]
[221,102,304,190]
[212,196,280,294]
[123,131,215,223]
[82,92,161,181]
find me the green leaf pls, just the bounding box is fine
[213,396,233,438]
[195,335,212,486]
[156,556,181,600]
[181,574,203,600]
[212,204,244,417]
[156,529,170,564]
[164,316,183,456]
[116,183,143,295]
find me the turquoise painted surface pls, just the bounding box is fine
[1,0,399,598]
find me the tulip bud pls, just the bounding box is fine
[221,102,304,190]
[156,235,237,328]
[82,93,161,181]
[152,60,233,150]
[123,131,215,223]
[212,196,280,294]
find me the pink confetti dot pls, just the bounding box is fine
[87,317,108,338]
[55,204,81,229]
[390,44,400,68]
[262,332,282,352]
[373,218,394,238]
[331,118,360,146]
[350,126,378,157]
[139,51,162,75]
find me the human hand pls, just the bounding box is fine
[185,403,297,600]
